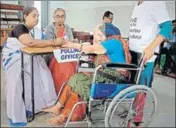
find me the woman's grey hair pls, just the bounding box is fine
[53,8,66,16]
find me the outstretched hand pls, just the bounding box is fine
[54,38,66,46]
[62,40,74,48]
[142,45,155,62]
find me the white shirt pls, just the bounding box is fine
[129,1,171,62]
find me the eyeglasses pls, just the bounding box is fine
[54,15,65,19]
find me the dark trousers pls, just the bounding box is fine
[161,43,176,74]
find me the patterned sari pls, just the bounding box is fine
[2,27,57,126]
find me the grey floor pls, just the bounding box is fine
[1,63,175,127]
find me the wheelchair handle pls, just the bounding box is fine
[136,60,145,84]
[79,52,97,56]
[102,62,138,69]
[154,52,160,56]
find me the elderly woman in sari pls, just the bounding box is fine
[44,8,77,95]
[2,6,64,126]
[42,23,131,126]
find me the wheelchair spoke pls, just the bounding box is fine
[134,100,154,112]
[134,92,146,109]
[133,112,153,119]
[120,113,134,127]
[105,86,157,127]
[116,110,128,118]
[135,108,153,117]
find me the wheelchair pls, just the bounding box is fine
[56,53,157,127]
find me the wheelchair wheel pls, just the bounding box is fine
[105,85,157,127]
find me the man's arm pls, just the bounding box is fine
[148,21,172,49]
[143,21,172,62]
[143,1,172,62]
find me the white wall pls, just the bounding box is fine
[48,1,175,37]
[48,1,67,24]
[34,1,41,29]
[166,1,176,20]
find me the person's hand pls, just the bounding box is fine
[72,38,79,43]
[62,40,74,48]
[142,45,155,62]
[54,38,65,46]
[93,24,106,44]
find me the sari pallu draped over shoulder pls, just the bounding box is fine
[2,29,57,126]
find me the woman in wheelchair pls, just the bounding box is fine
[42,23,132,126]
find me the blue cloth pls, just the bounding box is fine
[41,32,45,40]
[2,41,7,49]
[2,49,20,70]
[8,118,27,127]
[104,23,121,37]
[159,21,172,40]
[139,62,155,87]
[8,110,32,127]
[101,39,126,63]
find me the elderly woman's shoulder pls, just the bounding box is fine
[65,24,72,29]
[46,23,55,29]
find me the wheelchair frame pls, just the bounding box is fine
[56,53,157,127]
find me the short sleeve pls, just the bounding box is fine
[151,1,171,24]
[101,39,123,54]
[159,21,172,39]
[11,24,29,39]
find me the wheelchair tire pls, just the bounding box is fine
[104,85,157,127]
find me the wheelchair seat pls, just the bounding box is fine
[90,83,136,99]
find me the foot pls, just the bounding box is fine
[46,114,66,126]
[41,104,61,115]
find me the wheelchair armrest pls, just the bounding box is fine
[102,62,138,69]
[86,53,97,56]
[79,60,95,68]
[80,52,97,57]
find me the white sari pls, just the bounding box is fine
[2,27,57,124]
